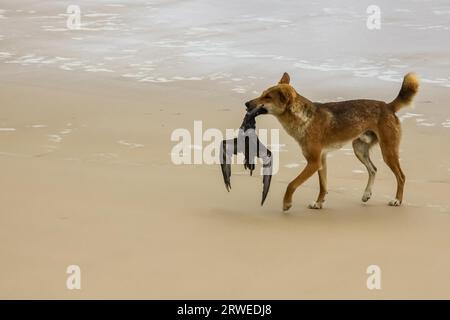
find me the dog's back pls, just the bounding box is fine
[312,73,419,145]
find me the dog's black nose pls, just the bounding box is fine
[245,101,250,108]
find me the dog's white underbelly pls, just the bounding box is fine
[322,132,375,154]
[322,143,345,154]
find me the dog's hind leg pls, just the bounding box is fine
[377,125,405,206]
[308,153,327,209]
[352,133,378,202]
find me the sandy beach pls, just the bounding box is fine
[1,0,450,299]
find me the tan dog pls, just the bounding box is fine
[245,72,419,211]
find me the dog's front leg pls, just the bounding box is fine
[308,153,328,209]
[283,158,321,211]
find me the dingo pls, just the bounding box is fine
[245,72,419,211]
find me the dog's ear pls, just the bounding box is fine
[277,87,294,108]
[278,72,290,85]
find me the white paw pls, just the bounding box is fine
[308,201,323,209]
[283,202,292,211]
[388,199,402,206]
[362,190,372,202]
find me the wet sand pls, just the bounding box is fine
[1,0,450,299]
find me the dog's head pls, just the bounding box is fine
[245,72,296,116]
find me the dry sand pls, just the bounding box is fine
[1,0,450,299]
[1,72,450,299]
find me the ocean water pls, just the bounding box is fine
[0,0,449,91]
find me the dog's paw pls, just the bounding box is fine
[362,190,372,202]
[308,201,323,209]
[283,201,292,211]
[388,199,402,206]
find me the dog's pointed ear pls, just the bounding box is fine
[277,87,294,109]
[277,89,289,105]
[278,72,290,85]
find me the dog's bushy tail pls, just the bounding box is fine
[389,73,420,113]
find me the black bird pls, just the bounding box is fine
[220,108,272,206]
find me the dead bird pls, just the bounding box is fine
[220,107,272,206]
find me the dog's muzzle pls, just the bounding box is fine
[247,106,268,117]
[245,101,268,116]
